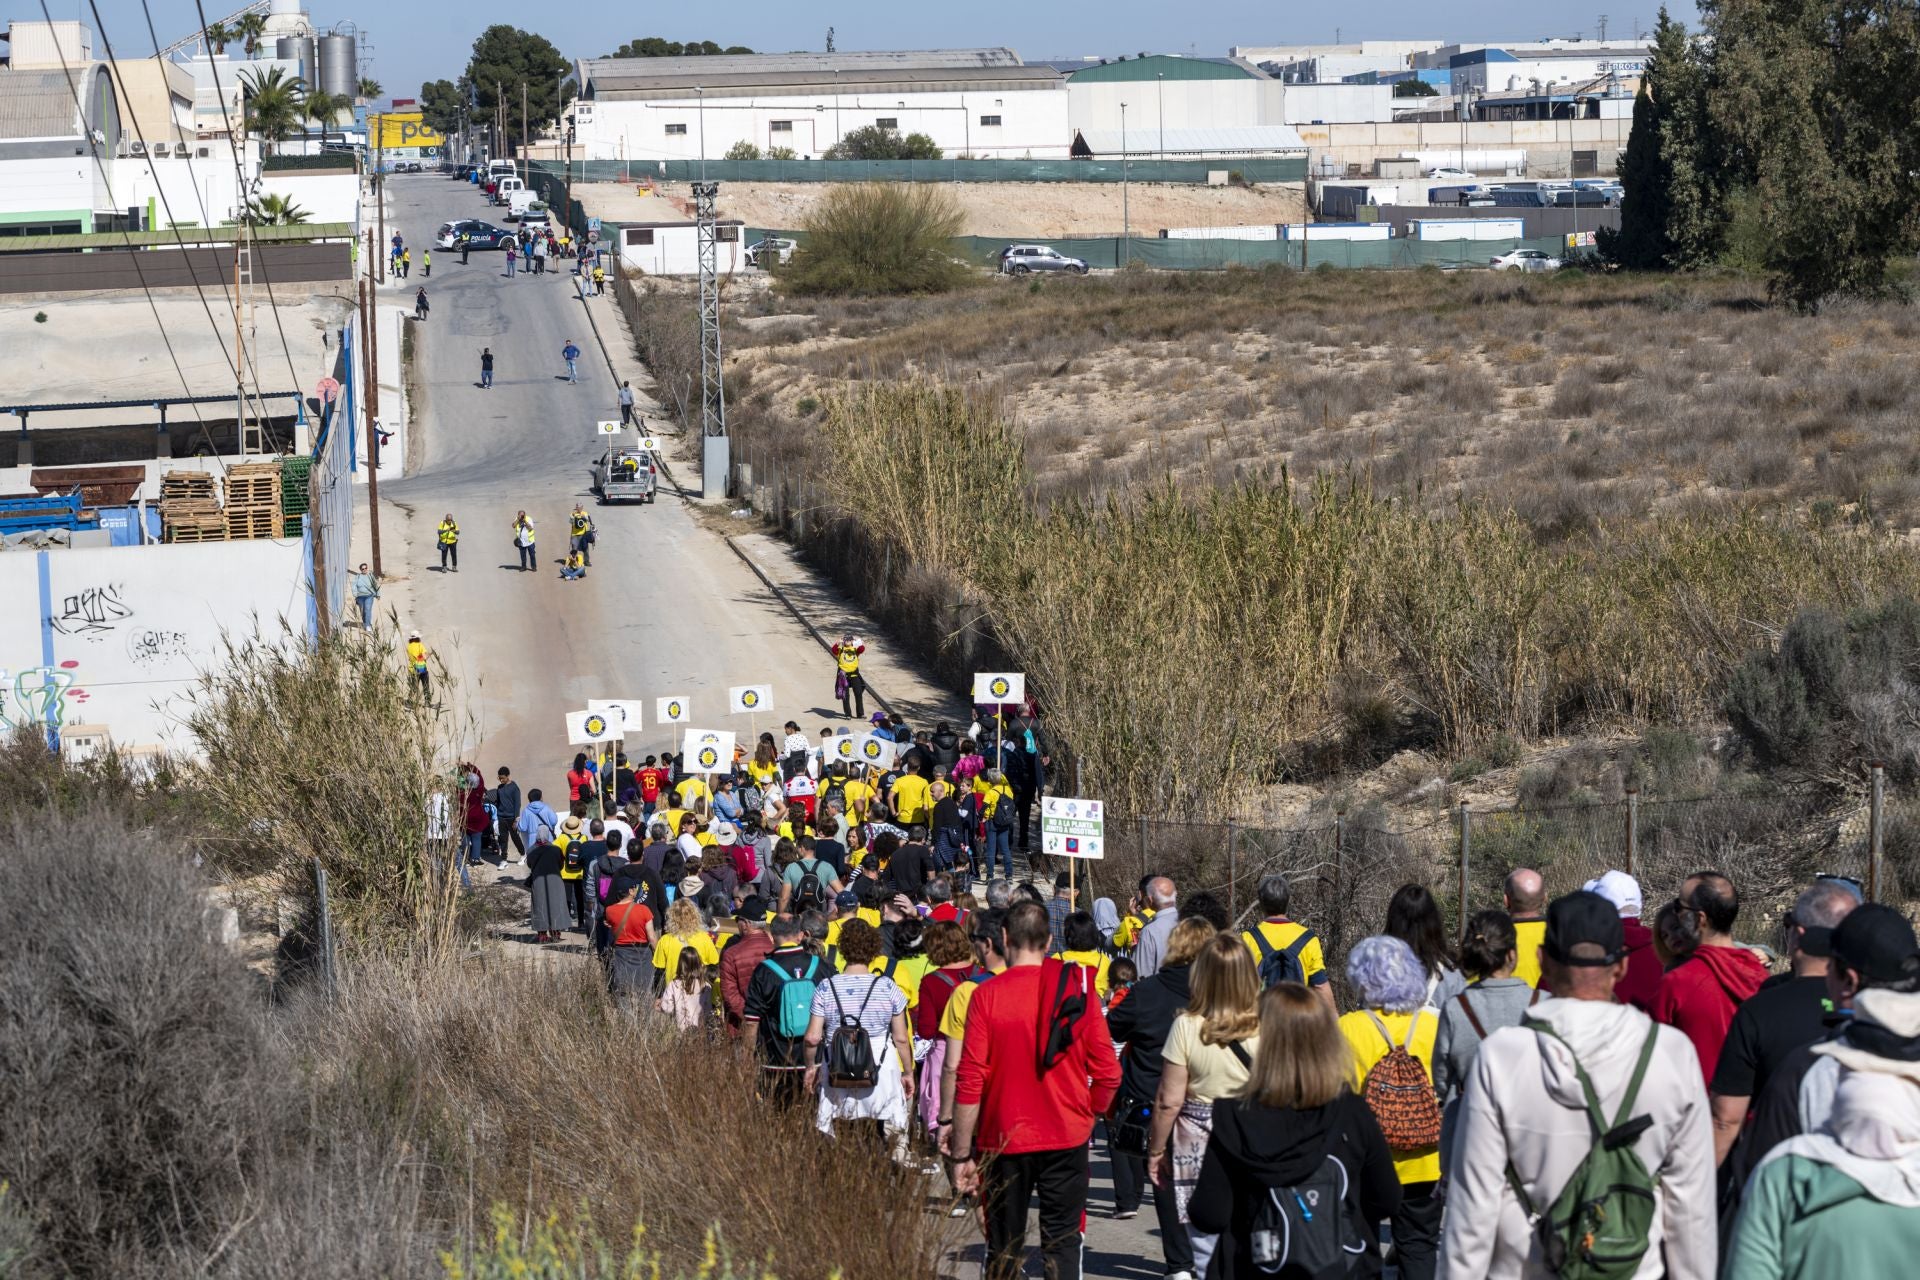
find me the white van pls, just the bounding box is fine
[493,176,525,206]
[487,159,517,183]
[507,189,544,220]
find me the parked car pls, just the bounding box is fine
[745,237,796,268]
[436,219,514,250]
[517,207,552,234]
[1427,167,1477,183]
[1489,248,1564,272]
[391,160,424,173]
[999,244,1088,276]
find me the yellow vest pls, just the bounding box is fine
[437,520,458,546]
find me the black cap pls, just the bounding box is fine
[738,894,770,923]
[1831,904,1920,986]
[1543,890,1625,967]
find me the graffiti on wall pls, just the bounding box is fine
[0,660,84,734]
[50,583,132,640]
[126,628,190,669]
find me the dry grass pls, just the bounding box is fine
[728,268,1920,530]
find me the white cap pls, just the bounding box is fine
[1583,870,1643,919]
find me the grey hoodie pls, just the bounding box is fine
[1438,996,1716,1280]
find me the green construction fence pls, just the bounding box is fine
[529,155,1307,186]
[737,228,1579,271]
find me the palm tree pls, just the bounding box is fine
[202,20,233,55]
[304,91,346,146]
[240,67,305,155]
[235,12,268,59]
[246,193,311,226]
[359,77,382,99]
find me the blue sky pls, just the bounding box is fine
[79,3,1697,101]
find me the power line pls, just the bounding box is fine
[188,0,311,430]
[33,0,230,460]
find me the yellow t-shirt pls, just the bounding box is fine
[843,779,876,821]
[675,777,710,806]
[873,953,932,1009]
[1059,949,1112,1000]
[979,781,1013,817]
[407,640,427,672]
[1164,1013,1259,1102]
[1240,918,1330,988]
[1512,919,1547,988]
[657,807,687,837]
[1340,1008,1441,1185]
[835,644,862,675]
[939,977,982,1041]
[652,931,721,977]
[857,907,882,929]
[695,831,717,848]
[556,833,586,880]
[889,774,932,824]
[748,760,779,788]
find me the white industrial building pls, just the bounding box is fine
[615,219,745,275]
[1062,53,1388,144]
[570,49,1070,161]
[1438,42,1651,95]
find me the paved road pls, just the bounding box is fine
[377,174,881,789]
[379,174,1169,1280]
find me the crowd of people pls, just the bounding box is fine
[438,631,1919,1279]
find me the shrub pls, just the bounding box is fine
[781,183,966,297]
[823,125,941,160]
[766,145,798,160]
[722,140,761,160]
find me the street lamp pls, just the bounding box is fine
[1120,102,1129,265]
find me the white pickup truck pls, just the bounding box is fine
[594,442,658,504]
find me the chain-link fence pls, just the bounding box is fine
[1051,772,1903,984]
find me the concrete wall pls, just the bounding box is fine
[0,241,350,296]
[257,168,361,226]
[0,537,310,751]
[617,224,743,275]
[1069,79,1270,137]
[578,87,1071,161]
[104,153,244,228]
[1279,83,1395,124]
[0,154,110,229]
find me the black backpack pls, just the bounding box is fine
[792,858,829,913]
[826,977,882,1089]
[1250,925,1315,989]
[1248,1148,1369,1277]
[821,780,847,814]
[561,837,588,875]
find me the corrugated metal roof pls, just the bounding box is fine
[0,67,87,139]
[0,222,354,253]
[1073,125,1308,155]
[1066,54,1260,83]
[587,65,1063,101]
[584,48,1024,91]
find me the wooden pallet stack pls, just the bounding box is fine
[224,461,284,540]
[159,471,226,543]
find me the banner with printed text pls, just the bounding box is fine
[1041,796,1105,859]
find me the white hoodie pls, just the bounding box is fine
[1438,996,1716,1280]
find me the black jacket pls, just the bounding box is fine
[494,779,522,820]
[1189,1093,1400,1280]
[1105,961,1191,1103]
[931,727,960,770]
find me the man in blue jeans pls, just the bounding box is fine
[479,347,494,388]
[562,339,581,383]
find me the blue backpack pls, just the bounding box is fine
[762,955,822,1039]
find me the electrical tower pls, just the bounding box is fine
[693,181,728,497]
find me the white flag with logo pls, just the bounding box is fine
[972,672,1026,704]
[855,732,897,770]
[656,695,692,725]
[587,698,644,732]
[567,709,620,744]
[686,729,737,774]
[729,683,773,715]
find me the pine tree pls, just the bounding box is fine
[1605,9,1718,270]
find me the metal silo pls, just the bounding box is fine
[316,32,358,100]
[276,35,316,87]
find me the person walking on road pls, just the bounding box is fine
[832,634,867,719]
[569,504,595,566]
[493,766,524,863]
[406,630,431,699]
[414,287,429,322]
[618,381,636,426]
[479,347,494,389]
[422,248,431,278]
[436,513,459,572]
[512,510,536,571]
[562,339,581,384]
[459,231,471,265]
[349,561,379,630]
[504,242,517,277]
[399,248,410,279]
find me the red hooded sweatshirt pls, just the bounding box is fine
[1616,918,1662,1014]
[1652,943,1769,1085]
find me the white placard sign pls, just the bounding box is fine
[596,420,621,436]
[656,695,692,725]
[972,672,1025,704]
[729,683,774,714]
[830,734,861,764]
[567,708,621,745]
[1041,796,1105,859]
[637,435,660,452]
[855,732,897,770]
[686,729,737,774]
[587,698,644,732]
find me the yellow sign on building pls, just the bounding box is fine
[371,112,444,150]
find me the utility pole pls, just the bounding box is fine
[1120,102,1129,266]
[357,272,383,574]
[521,81,529,177]
[693,180,727,498]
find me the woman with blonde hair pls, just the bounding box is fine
[651,896,719,992]
[1147,932,1263,1278]
[1188,984,1400,1278]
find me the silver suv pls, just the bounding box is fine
[999,244,1089,276]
